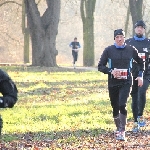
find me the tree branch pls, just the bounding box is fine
[0,1,22,7]
[80,0,86,22]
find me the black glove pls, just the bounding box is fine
[3,97,16,108]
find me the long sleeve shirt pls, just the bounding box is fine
[98,44,144,87]
[126,37,150,79]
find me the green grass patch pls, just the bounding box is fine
[0,65,149,144]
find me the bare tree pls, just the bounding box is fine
[80,0,96,66]
[124,5,130,34]
[0,0,24,63]
[22,0,29,63]
[24,0,60,67]
[129,0,143,35]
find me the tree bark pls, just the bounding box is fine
[124,5,130,35]
[24,0,60,67]
[129,0,143,35]
[80,0,96,66]
[22,0,30,63]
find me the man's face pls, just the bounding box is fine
[135,26,145,36]
[115,35,125,46]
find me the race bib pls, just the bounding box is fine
[73,49,79,52]
[115,69,128,79]
[138,53,145,61]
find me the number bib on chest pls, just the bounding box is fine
[138,53,145,61]
[115,69,128,79]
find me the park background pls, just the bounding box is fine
[0,0,150,66]
[0,0,150,149]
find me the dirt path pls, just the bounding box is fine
[60,65,97,71]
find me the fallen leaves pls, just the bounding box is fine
[0,126,150,149]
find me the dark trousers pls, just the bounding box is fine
[108,84,131,117]
[131,77,150,122]
[72,50,78,64]
[0,116,2,135]
[0,96,17,135]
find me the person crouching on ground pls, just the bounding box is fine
[0,69,18,135]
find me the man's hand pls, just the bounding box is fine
[135,77,143,87]
[111,68,121,78]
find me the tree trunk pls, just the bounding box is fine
[129,0,143,35]
[124,5,130,34]
[24,28,30,63]
[22,0,30,63]
[80,0,96,66]
[24,0,60,67]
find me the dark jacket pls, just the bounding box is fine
[125,38,150,79]
[0,69,18,99]
[98,44,144,87]
[69,42,81,49]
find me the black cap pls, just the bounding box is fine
[114,29,125,39]
[134,20,146,29]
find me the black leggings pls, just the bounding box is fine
[72,50,78,64]
[131,77,149,121]
[109,84,131,117]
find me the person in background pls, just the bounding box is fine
[125,20,150,132]
[98,29,143,140]
[0,69,18,136]
[69,37,81,69]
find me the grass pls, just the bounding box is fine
[0,65,150,147]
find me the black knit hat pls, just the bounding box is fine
[114,29,125,39]
[134,20,146,29]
